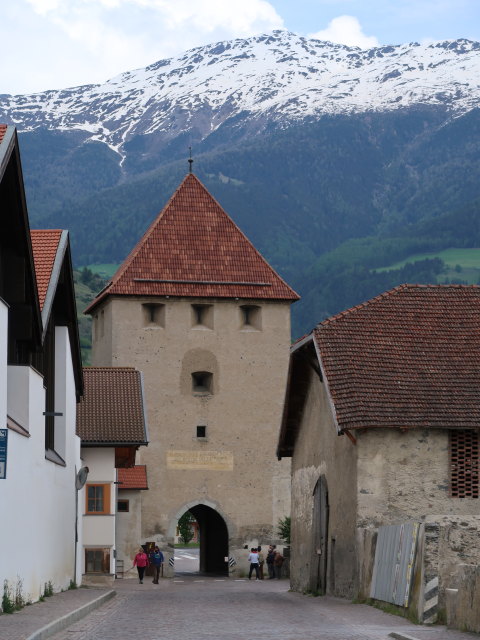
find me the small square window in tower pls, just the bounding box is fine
[142,303,165,327]
[191,304,213,329]
[196,425,207,439]
[449,430,479,498]
[240,304,262,330]
[192,371,213,395]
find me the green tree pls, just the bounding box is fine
[277,516,291,545]
[177,511,195,545]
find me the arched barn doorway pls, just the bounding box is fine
[174,503,229,575]
[310,475,329,594]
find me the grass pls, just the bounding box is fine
[376,247,480,284]
[84,263,120,278]
[377,248,480,272]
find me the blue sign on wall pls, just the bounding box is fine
[0,428,8,479]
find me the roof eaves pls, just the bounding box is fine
[139,371,150,445]
[82,440,148,447]
[311,332,342,435]
[0,126,15,183]
[41,230,67,340]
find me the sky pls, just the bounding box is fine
[2,0,480,95]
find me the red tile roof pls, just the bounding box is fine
[86,173,299,312]
[77,367,148,444]
[118,465,148,490]
[0,124,7,145]
[313,284,480,431]
[30,229,62,311]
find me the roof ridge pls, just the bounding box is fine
[105,174,193,290]
[316,283,480,329]
[84,366,137,371]
[86,172,299,311]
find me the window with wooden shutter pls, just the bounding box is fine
[449,430,479,498]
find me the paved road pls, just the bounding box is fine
[45,576,477,640]
[174,547,199,573]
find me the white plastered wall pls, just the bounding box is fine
[0,326,81,603]
[81,447,116,574]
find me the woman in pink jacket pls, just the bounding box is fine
[133,547,149,584]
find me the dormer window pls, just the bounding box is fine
[240,304,261,330]
[192,371,213,394]
[191,304,213,329]
[142,303,165,327]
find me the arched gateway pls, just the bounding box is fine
[87,173,298,576]
[173,502,229,574]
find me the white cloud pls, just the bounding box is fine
[2,0,283,94]
[309,15,379,49]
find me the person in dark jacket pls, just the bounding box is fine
[266,545,276,579]
[150,546,164,584]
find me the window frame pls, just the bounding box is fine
[191,371,213,395]
[85,548,111,574]
[85,483,111,515]
[117,499,130,513]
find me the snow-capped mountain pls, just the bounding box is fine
[1,30,480,158]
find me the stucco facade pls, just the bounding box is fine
[92,295,292,574]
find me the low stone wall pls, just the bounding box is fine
[445,565,480,633]
[356,518,480,630]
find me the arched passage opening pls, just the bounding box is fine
[174,503,229,575]
[190,504,228,574]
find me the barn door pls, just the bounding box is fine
[311,475,329,594]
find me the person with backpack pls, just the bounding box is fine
[150,546,164,584]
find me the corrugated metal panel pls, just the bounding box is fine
[370,522,419,606]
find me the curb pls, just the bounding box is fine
[389,633,420,640]
[26,589,116,640]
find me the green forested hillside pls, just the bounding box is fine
[22,106,480,339]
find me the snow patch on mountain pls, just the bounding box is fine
[1,31,479,157]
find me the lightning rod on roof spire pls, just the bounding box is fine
[188,147,193,173]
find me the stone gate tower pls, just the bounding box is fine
[87,173,299,574]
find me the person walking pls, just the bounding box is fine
[257,546,265,580]
[248,547,260,580]
[133,547,149,584]
[150,546,164,584]
[266,545,276,579]
[274,549,284,579]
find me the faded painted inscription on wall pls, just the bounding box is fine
[166,450,233,470]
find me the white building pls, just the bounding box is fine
[0,125,84,604]
[76,367,148,584]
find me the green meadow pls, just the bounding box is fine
[377,248,480,284]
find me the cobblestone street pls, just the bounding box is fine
[40,576,477,640]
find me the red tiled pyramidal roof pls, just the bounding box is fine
[118,465,148,490]
[30,229,63,311]
[77,367,148,443]
[86,173,299,312]
[313,284,480,431]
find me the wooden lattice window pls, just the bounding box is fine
[450,430,479,498]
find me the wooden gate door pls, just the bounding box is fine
[310,475,329,594]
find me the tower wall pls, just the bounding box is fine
[92,295,292,574]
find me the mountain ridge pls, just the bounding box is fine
[2,31,480,160]
[2,31,480,338]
